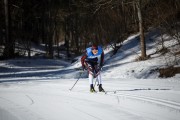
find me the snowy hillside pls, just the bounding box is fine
[0,30,180,120]
[102,31,180,79]
[0,29,180,80]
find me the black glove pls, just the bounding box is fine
[98,64,103,70]
[82,65,86,71]
[100,63,103,68]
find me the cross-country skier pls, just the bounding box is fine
[81,44,105,92]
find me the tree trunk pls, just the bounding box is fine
[3,0,14,59]
[46,0,54,59]
[75,14,79,54]
[65,18,70,57]
[136,0,146,59]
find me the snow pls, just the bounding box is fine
[0,30,180,120]
[0,78,180,120]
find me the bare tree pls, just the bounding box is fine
[136,0,146,59]
[3,0,14,59]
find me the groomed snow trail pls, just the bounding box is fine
[0,78,180,120]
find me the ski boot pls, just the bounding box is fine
[90,84,96,93]
[99,84,105,92]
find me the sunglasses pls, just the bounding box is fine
[92,48,98,50]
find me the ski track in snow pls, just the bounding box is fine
[0,78,180,120]
[106,92,180,110]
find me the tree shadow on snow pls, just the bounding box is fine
[105,30,160,65]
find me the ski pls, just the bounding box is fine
[104,90,117,94]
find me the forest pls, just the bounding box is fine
[0,0,180,60]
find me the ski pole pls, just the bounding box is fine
[94,77,96,88]
[93,68,100,88]
[94,76,99,88]
[69,71,83,91]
